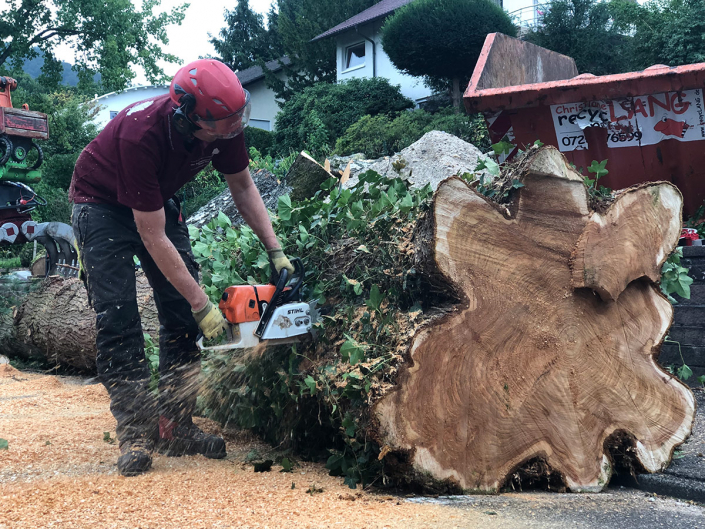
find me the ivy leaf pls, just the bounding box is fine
[344,475,360,489]
[326,453,345,473]
[677,364,693,381]
[278,195,292,221]
[217,211,232,228]
[588,159,609,179]
[366,285,384,313]
[192,241,210,257]
[491,140,514,156]
[304,375,317,394]
[0,438,8,450]
[340,339,364,364]
[697,375,705,386]
[399,193,414,213]
[342,413,356,437]
[255,252,270,270]
[280,458,293,472]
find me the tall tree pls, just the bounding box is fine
[381,0,517,109]
[526,0,632,76]
[611,0,705,69]
[210,0,283,72]
[0,0,187,93]
[272,0,378,100]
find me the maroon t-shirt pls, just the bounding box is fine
[69,94,249,212]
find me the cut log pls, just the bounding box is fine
[373,147,695,492]
[0,273,159,371]
[570,183,683,301]
[285,151,334,201]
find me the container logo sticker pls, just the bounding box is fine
[550,89,705,152]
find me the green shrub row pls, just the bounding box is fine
[335,108,490,159]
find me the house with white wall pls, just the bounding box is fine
[92,59,289,131]
[92,85,169,129]
[234,58,290,131]
[312,0,542,103]
[312,0,432,104]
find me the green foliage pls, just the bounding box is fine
[582,159,613,202]
[271,0,378,100]
[611,0,705,69]
[195,169,435,489]
[335,108,490,158]
[29,92,99,190]
[244,127,275,157]
[527,0,633,75]
[210,0,283,72]
[274,77,414,155]
[664,338,695,384]
[660,248,694,304]
[0,0,188,92]
[143,333,160,393]
[382,0,516,99]
[0,254,21,269]
[249,147,298,180]
[31,182,72,224]
[0,438,8,450]
[177,166,228,219]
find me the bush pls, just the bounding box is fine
[274,78,414,156]
[335,108,490,158]
[31,182,72,224]
[244,127,274,157]
[19,244,35,268]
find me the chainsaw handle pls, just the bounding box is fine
[281,258,304,303]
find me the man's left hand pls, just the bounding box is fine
[267,247,295,284]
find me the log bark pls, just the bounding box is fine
[286,152,334,201]
[0,273,159,371]
[373,147,695,492]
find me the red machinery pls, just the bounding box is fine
[0,76,77,276]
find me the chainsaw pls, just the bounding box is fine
[197,258,317,352]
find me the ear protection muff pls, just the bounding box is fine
[172,93,198,136]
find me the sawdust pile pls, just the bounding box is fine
[0,368,476,528]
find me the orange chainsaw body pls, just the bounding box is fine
[219,284,277,324]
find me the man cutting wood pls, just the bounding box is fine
[68,59,294,477]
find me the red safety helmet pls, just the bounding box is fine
[170,59,251,139]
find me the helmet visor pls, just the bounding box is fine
[195,90,251,140]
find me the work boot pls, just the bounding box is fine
[117,438,154,477]
[156,416,226,459]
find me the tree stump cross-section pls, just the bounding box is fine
[374,147,696,492]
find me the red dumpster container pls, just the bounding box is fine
[464,33,705,217]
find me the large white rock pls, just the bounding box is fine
[342,130,490,191]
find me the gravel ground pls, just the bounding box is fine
[1,364,703,529]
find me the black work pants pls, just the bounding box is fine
[72,199,200,444]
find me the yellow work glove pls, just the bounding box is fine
[267,247,295,285]
[192,299,228,340]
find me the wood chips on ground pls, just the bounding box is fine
[0,365,474,529]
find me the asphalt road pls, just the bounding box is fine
[406,488,704,528]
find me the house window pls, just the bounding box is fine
[110,111,118,119]
[345,43,365,70]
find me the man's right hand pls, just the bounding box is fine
[192,299,228,340]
